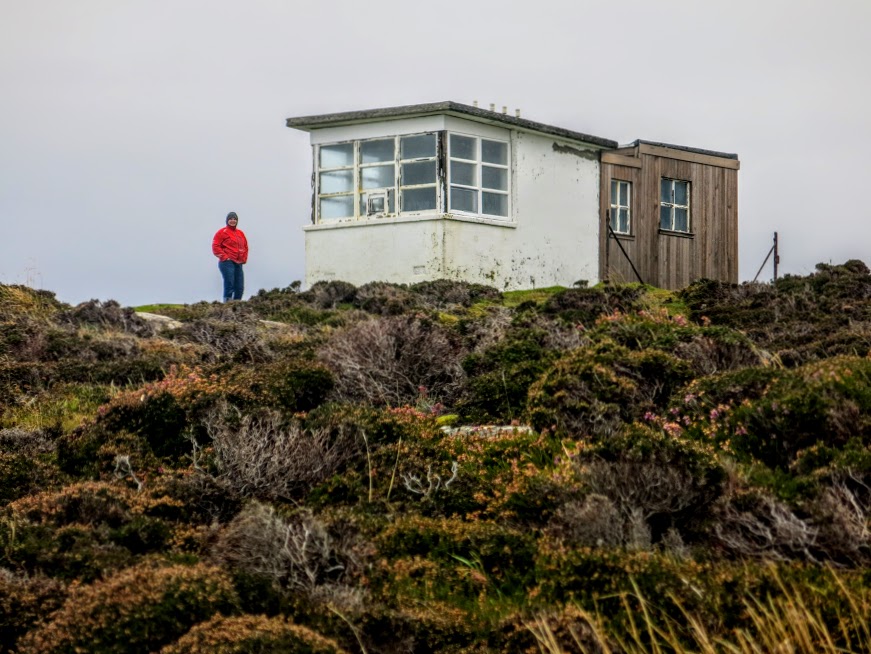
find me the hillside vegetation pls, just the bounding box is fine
[1,262,870,653]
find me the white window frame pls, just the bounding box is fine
[610,179,631,235]
[448,132,510,219]
[660,178,691,233]
[316,140,356,223]
[315,133,439,223]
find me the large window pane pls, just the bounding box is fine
[674,181,689,206]
[319,170,353,194]
[451,160,477,187]
[401,161,436,186]
[674,208,689,232]
[361,164,394,189]
[619,208,629,233]
[482,165,507,191]
[360,139,394,164]
[619,182,628,205]
[661,179,672,203]
[482,139,507,165]
[482,192,508,217]
[660,205,672,230]
[401,134,436,159]
[402,187,437,212]
[451,186,477,213]
[611,180,618,203]
[320,196,354,220]
[320,143,353,168]
[450,134,476,160]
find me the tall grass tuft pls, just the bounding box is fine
[528,568,871,654]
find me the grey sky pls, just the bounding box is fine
[3,0,869,306]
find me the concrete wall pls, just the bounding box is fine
[302,117,602,290]
[305,217,445,286]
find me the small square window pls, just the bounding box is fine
[610,180,631,234]
[660,178,691,232]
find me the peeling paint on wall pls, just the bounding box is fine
[551,142,598,160]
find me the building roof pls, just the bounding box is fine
[286,101,619,150]
[629,139,739,161]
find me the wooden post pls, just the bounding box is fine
[773,232,779,281]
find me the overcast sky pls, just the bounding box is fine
[3,0,870,306]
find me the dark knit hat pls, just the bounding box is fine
[226,211,238,224]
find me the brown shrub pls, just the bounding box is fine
[319,316,465,406]
[0,569,67,652]
[160,613,349,653]
[810,480,871,565]
[169,317,272,362]
[203,402,361,500]
[546,494,623,548]
[16,562,238,654]
[59,299,155,337]
[712,491,819,562]
[212,501,367,603]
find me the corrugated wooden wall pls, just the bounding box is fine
[599,145,738,289]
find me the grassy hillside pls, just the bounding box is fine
[1,265,870,653]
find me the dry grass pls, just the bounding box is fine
[527,569,871,654]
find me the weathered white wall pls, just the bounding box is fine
[498,130,601,288]
[302,118,602,290]
[305,217,445,286]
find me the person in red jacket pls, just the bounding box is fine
[212,211,248,301]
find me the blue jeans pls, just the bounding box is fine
[218,260,244,301]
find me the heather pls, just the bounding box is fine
[1,264,870,653]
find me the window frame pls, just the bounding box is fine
[314,132,440,223]
[660,178,691,233]
[447,132,510,220]
[609,179,632,235]
[316,140,356,223]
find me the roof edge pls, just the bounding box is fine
[629,139,739,161]
[286,101,619,150]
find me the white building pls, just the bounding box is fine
[286,102,739,291]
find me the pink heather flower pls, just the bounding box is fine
[643,411,656,421]
[709,409,720,420]
[736,426,748,436]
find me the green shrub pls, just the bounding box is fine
[527,341,693,437]
[0,428,65,505]
[676,356,871,470]
[1,482,182,580]
[533,543,730,632]
[543,285,646,325]
[574,424,726,542]
[374,516,537,602]
[458,328,558,424]
[256,359,335,413]
[356,602,482,654]
[409,278,502,308]
[353,281,418,315]
[93,389,190,460]
[17,562,238,654]
[300,280,358,309]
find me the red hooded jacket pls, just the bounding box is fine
[212,226,248,264]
